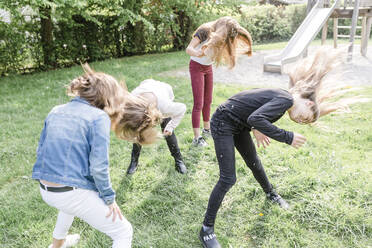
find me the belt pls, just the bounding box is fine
[39,182,75,192]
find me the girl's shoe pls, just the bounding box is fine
[267,190,289,209]
[192,136,208,147]
[199,226,221,248]
[202,129,212,138]
[48,234,80,248]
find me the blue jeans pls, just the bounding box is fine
[203,108,273,227]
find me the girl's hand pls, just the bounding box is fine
[252,129,270,148]
[106,201,123,222]
[291,132,306,149]
[195,50,205,57]
[163,130,172,136]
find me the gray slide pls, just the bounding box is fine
[263,0,340,73]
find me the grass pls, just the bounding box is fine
[0,48,371,248]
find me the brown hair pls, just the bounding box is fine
[195,16,253,68]
[67,64,126,119]
[288,48,368,123]
[113,93,162,145]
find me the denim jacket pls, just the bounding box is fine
[32,97,115,205]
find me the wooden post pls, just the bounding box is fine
[333,18,338,48]
[347,0,360,62]
[306,0,317,14]
[361,16,367,54]
[322,20,329,45]
[361,17,372,56]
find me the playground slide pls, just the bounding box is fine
[263,0,340,73]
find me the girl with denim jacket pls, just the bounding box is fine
[186,16,253,147]
[32,65,160,248]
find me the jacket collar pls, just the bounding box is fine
[71,96,91,105]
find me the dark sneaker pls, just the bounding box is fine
[202,129,212,139]
[199,226,221,248]
[192,136,208,147]
[175,158,187,174]
[267,190,290,209]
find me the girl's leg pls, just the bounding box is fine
[202,66,213,131]
[233,129,272,193]
[51,211,75,248]
[203,135,236,227]
[41,189,133,248]
[190,61,205,139]
[160,118,187,174]
[127,143,142,174]
[234,129,289,208]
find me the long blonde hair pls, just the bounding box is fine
[288,48,369,123]
[113,93,162,145]
[195,16,253,68]
[67,64,126,119]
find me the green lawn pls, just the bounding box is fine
[0,50,371,248]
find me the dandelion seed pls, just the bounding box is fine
[82,44,87,49]
[63,44,67,48]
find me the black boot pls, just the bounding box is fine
[127,143,141,175]
[199,226,221,248]
[161,118,187,174]
[266,190,289,209]
[174,153,187,174]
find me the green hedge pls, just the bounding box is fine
[240,4,307,43]
[0,2,312,75]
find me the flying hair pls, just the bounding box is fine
[194,16,253,68]
[288,48,370,122]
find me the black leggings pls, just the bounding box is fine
[203,109,273,227]
[131,118,182,159]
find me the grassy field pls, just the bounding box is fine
[0,48,371,248]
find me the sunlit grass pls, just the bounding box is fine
[1,49,371,248]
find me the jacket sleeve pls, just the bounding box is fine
[247,97,294,145]
[162,101,187,133]
[89,114,115,205]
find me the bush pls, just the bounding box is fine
[0,1,310,75]
[240,4,307,43]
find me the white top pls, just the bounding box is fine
[190,40,213,65]
[131,79,186,133]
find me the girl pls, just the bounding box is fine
[198,50,363,248]
[32,65,159,248]
[186,16,253,147]
[122,79,187,175]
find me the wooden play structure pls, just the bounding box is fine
[321,0,372,60]
[264,0,372,73]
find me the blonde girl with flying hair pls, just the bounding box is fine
[32,64,135,248]
[198,49,368,248]
[118,79,188,175]
[186,16,253,147]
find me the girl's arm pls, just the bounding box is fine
[162,101,187,135]
[89,113,116,205]
[247,97,294,145]
[186,36,204,57]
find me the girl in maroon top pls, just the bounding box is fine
[186,16,253,147]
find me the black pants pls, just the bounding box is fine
[131,118,182,160]
[203,108,273,227]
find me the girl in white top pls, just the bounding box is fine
[126,79,187,174]
[186,16,253,147]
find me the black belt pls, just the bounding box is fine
[39,182,75,192]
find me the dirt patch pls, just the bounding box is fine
[160,45,372,88]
